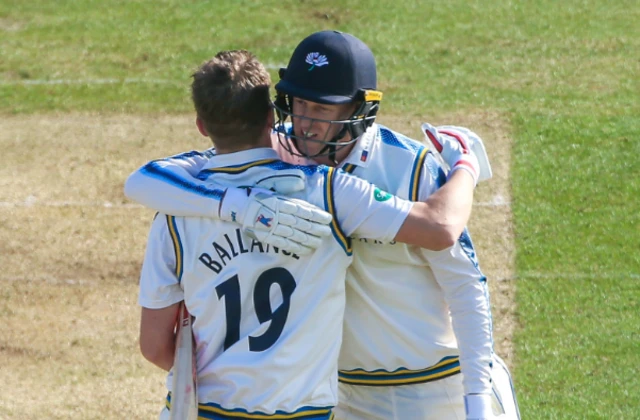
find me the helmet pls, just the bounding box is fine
[273,30,383,161]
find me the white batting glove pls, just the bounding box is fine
[422,123,493,183]
[254,169,306,194]
[218,187,332,255]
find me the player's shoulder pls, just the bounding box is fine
[377,124,446,165]
[165,148,215,160]
[259,159,325,175]
[371,124,436,175]
[147,211,173,240]
[376,124,425,154]
[296,164,358,195]
[196,159,325,183]
[373,124,447,194]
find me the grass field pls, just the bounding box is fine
[1,0,639,418]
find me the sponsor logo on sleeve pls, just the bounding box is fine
[373,187,392,202]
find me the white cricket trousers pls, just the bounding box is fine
[334,355,520,420]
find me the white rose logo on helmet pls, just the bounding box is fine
[305,52,329,71]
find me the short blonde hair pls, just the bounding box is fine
[191,50,272,148]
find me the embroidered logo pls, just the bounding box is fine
[373,187,392,202]
[305,52,329,71]
[256,214,273,227]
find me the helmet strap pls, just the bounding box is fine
[318,124,350,165]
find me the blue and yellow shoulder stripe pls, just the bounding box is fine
[165,395,334,420]
[338,356,461,386]
[199,159,280,176]
[408,145,429,201]
[322,167,352,256]
[165,215,184,283]
[197,159,320,182]
[341,163,357,174]
[376,126,439,200]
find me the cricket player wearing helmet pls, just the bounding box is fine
[270,30,519,420]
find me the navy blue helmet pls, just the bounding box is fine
[273,30,383,161]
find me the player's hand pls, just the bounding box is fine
[218,187,332,255]
[422,123,493,183]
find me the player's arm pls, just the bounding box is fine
[124,151,332,254]
[422,244,494,417]
[140,303,181,371]
[397,169,475,250]
[125,148,310,216]
[331,133,480,250]
[124,149,221,217]
[411,138,495,415]
[329,167,474,251]
[138,214,185,371]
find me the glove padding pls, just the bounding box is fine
[422,123,493,182]
[219,187,332,255]
[254,169,306,194]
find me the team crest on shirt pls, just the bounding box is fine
[373,187,392,202]
[256,213,273,227]
[305,52,329,71]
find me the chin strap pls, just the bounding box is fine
[315,124,350,164]
[287,121,351,165]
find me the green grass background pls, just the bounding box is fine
[2,0,639,417]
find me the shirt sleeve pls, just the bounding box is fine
[328,168,413,242]
[422,232,494,396]
[414,153,493,395]
[138,214,185,309]
[416,152,448,202]
[124,149,224,217]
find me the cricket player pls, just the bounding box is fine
[138,50,483,419]
[130,32,520,419]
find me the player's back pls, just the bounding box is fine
[170,150,410,417]
[172,164,348,417]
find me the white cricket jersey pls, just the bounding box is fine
[137,148,411,418]
[331,124,493,396]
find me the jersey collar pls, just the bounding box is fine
[339,123,378,171]
[201,148,280,170]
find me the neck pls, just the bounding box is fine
[212,132,272,155]
[214,143,257,155]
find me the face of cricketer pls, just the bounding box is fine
[290,97,357,163]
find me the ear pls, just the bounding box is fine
[266,108,275,128]
[195,117,208,137]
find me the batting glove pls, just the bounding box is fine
[253,169,306,194]
[218,187,333,255]
[422,123,493,183]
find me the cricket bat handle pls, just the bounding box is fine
[169,303,198,420]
